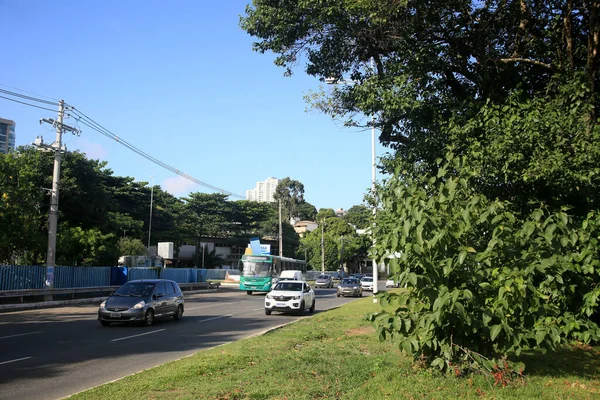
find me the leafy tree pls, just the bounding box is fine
[368,154,600,373]
[0,148,49,264]
[273,177,305,222]
[183,193,233,238]
[316,208,336,221]
[118,237,146,256]
[296,201,317,221]
[343,204,371,230]
[242,0,600,375]
[301,215,361,272]
[230,200,275,236]
[57,225,117,266]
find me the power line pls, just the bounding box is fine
[0,84,245,199]
[0,95,58,113]
[0,88,59,106]
[0,84,60,103]
[68,107,245,199]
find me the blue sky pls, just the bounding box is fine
[0,1,385,211]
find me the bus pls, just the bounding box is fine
[238,254,307,294]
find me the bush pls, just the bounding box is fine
[368,153,600,373]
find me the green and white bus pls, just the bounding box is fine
[239,254,307,294]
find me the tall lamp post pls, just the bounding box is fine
[326,59,378,301]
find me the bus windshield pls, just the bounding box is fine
[242,261,271,277]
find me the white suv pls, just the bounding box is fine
[265,280,315,315]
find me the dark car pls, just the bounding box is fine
[336,278,363,297]
[98,279,184,327]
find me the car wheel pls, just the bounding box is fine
[246,291,253,295]
[265,309,271,315]
[309,299,315,313]
[336,293,340,297]
[173,305,183,320]
[297,301,305,315]
[360,291,363,297]
[143,309,154,327]
[99,320,111,327]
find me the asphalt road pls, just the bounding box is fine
[0,285,374,400]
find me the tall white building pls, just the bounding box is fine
[0,118,16,154]
[246,177,280,203]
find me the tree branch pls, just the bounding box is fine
[498,58,553,69]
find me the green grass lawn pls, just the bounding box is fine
[71,296,600,400]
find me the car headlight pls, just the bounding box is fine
[292,295,301,300]
[266,294,272,299]
[353,286,358,289]
[132,300,145,310]
[99,301,106,309]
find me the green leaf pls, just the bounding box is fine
[458,250,467,264]
[490,324,502,341]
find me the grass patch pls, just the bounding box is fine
[71,298,600,399]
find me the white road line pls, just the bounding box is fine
[0,331,43,340]
[111,329,165,342]
[198,314,232,323]
[0,357,32,366]
[252,307,264,311]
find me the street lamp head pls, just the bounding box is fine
[324,77,337,85]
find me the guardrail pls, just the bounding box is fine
[0,282,221,306]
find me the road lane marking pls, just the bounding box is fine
[198,314,232,323]
[0,331,43,340]
[0,357,32,366]
[111,329,165,342]
[252,308,264,311]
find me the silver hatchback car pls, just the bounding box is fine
[98,279,184,327]
[315,274,334,288]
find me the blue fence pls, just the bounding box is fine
[0,266,211,291]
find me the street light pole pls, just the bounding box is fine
[370,58,379,301]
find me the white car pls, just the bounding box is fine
[265,280,315,315]
[360,277,375,291]
[386,278,399,288]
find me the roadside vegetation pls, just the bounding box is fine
[71,295,599,400]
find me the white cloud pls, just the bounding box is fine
[163,176,199,196]
[77,139,108,160]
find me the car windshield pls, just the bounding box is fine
[114,282,155,297]
[362,278,373,282]
[274,282,303,291]
[341,279,358,285]
[317,275,329,280]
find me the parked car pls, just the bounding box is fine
[265,280,315,315]
[350,274,365,281]
[337,278,362,297]
[386,278,399,288]
[98,279,184,327]
[315,274,334,288]
[360,276,375,291]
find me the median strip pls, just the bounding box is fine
[0,356,32,366]
[110,329,165,342]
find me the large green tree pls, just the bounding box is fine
[242,0,600,373]
[273,177,305,222]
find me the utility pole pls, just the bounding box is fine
[340,235,345,274]
[278,199,283,257]
[370,57,379,300]
[321,218,325,273]
[147,176,154,255]
[37,100,80,288]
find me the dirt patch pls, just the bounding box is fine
[345,326,375,336]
